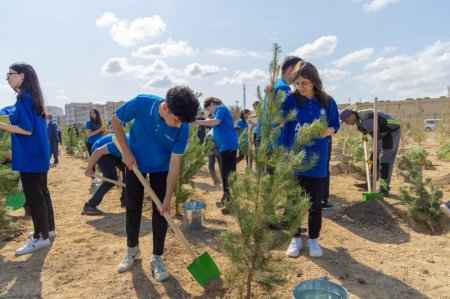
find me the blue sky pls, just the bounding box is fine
[1,0,449,110]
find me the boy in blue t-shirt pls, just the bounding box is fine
[82,134,129,215]
[112,86,199,282]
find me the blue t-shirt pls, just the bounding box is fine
[9,93,50,172]
[236,119,248,135]
[115,95,189,173]
[86,120,103,144]
[282,95,340,178]
[92,133,129,158]
[213,105,238,152]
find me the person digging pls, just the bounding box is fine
[340,108,401,196]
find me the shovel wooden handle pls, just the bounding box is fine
[93,174,126,188]
[111,137,197,260]
[373,97,378,193]
[363,140,372,193]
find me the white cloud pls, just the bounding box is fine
[357,40,450,97]
[184,63,221,78]
[364,55,412,69]
[96,12,166,46]
[55,95,71,103]
[292,35,337,59]
[132,39,195,59]
[383,46,397,53]
[143,75,187,89]
[101,57,175,79]
[216,69,267,85]
[363,0,399,13]
[333,48,374,67]
[320,68,351,81]
[210,48,268,58]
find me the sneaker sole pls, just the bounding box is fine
[440,204,450,217]
[81,211,103,215]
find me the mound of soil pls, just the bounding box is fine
[434,173,450,188]
[340,199,407,231]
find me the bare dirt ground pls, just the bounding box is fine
[1,133,450,298]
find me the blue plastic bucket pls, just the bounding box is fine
[182,201,206,230]
[292,277,348,299]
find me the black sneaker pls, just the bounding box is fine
[321,201,333,211]
[82,205,104,215]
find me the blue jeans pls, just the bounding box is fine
[87,154,126,207]
[49,140,59,163]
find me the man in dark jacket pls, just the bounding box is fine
[47,115,59,165]
[340,108,401,196]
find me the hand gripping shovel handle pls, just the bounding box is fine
[93,174,126,188]
[131,165,197,260]
[111,136,197,260]
[363,140,372,193]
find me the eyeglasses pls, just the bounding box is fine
[6,72,18,79]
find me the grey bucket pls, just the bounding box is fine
[182,201,206,230]
[292,277,349,299]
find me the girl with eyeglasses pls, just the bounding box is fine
[1,63,56,254]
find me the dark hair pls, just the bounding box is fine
[252,100,260,107]
[9,63,46,118]
[292,61,330,108]
[240,109,250,121]
[89,108,102,131]
[166,86,199,122]
[281,56,302,75]
[203,97,223,109]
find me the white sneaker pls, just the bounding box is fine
[151,257,170,282]
[15,237,51,255]
[28,230,56,239]
[286,237,302,257]
[117,246,140,273]
[308,238,323,257]
[440,202,450,218]
[91,178,101,184]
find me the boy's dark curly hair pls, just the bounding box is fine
[166,86,200,123]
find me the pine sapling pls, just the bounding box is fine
[173,126,212,216]
[398,154,443,234]
[219,44,327,298]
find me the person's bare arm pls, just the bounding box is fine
[0,122,31,135]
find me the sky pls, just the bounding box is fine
[1,0,450,111]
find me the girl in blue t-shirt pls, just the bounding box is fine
[193,97,238,215]
[0,63,55,255]
[236,109,252,166]
[284,61,339,258]
[86,108,105,184]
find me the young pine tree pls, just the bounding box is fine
[398,153,443,234]
[219,44,327,298]
[173,126,212,216]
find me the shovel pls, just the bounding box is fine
[5,191,26,211]
[362,97,384,201]
[93,174,126,188]
[112,138,221,288]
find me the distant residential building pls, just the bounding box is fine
[45,106,64,125]
[64,101,125,125]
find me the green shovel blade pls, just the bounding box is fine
[5,192,26,211]
[362,192,384,201]
[187,251,221,287]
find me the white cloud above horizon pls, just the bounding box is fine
[357,40,450,98]
[96,12,166,46]
[132,39,195,59]
[320,68,351,81]
[292,35,337,59]
[216,69,267,85]
[184,63,221,78]
[333,48,375,67]
[210,48,268,59]
[363,0,399,13]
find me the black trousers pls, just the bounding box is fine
[49,140,59,164]
[86,142,96,172]
[20,172,55,240]
[323,136,332,202]
[295,175,324,239]
[220,150,237,201]
[125,169,168,255]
